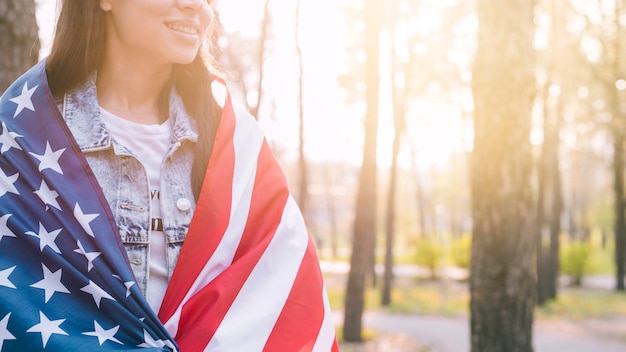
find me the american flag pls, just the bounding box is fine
[0,61,338,351]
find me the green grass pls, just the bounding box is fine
[326,273,626,321]
[385,284,469,315]
[537,287,626,319]
[326,277,469,316]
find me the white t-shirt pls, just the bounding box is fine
[100,107,171,313]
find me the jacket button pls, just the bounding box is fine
[176,198,191,212]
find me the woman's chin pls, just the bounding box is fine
[168,49,200,65]
[172,56,198,65]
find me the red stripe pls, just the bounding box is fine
[332,338,340,351]
[174,140,290,350]
[263,238,327,351]
[233,141,290,262]
[159,95,236,321]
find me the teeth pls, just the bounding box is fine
[167,24,198,35]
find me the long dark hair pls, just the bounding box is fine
[46,0,222,201]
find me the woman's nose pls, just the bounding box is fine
[177,0,204,11]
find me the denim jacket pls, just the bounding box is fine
[59,75,198,297]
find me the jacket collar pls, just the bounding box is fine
[62,74,198,153]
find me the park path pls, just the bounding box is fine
[334,310,626,352]
[325,261,626,351]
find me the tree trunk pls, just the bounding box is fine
[343,0,381,342]
[382,113,403,306]
[537,0,566,305]
[294,0,309,221]
[536,87,563,304]
[323,163,339,259]
[382,29,407,305]
[0,0,40,92]
[545,95,563,300]
[612,0,626,292]
[613,119,626,291]
[250,0,271,119]
[545,0,565,302]
[411,146,429,239]
[470,0,536,351]
[535,84,549,306]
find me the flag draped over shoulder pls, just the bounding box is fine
[0,62,177,350]
[0,60,338,351]
[159,81,338,351]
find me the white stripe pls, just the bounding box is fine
[204,197,309,351]
[313,283,336,352]
[164,100,264,336]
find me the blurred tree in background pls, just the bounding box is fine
[342,0,382,342]
[534,0,567,306]
[0,0,39,92]
[470,0,536,351]
[590,0,626,291]
[381,0,402,308]
[217,0,272,119]
[294,0,310,222]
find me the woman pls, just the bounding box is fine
[0,0,337,350]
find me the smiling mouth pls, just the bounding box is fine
[166,24,199,36]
